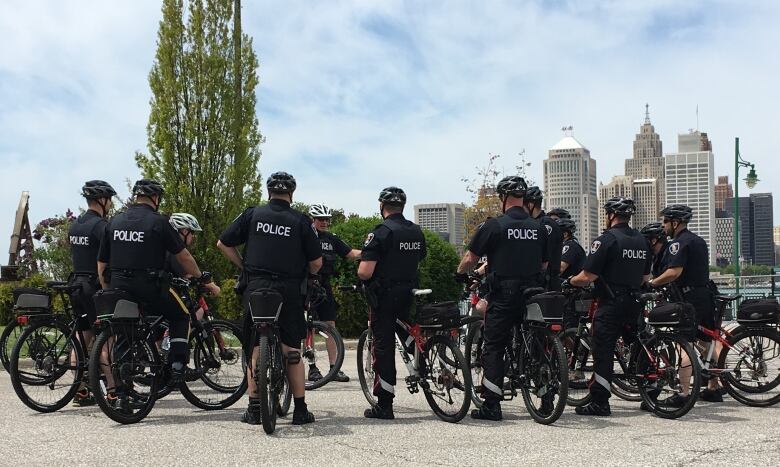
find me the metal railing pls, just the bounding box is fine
[711,274,778,319]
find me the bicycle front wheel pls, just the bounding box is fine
[611,337,641,402]
[519,327,568,425]
[2,320,25,372]
[463,320,484,409]
[304,321,345,390]
[561,327,592,407]
[356,328,378,408]
[278,375,292,417]
[422,334,472,423]
[256,333,281,434]
[9,319,83,412]
[718,327,780,407]
[635,333,700,419]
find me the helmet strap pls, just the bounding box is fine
[500,195,507,214]
[97,198,110,217]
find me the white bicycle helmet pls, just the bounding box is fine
[169,212,203,232]
[309,203,332,218]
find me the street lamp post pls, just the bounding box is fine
[733,137,759,295]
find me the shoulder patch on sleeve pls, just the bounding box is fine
[669,242,680,256]
[364,232,375,247]
[590,240,602,254]
[562,245,570,255]
[545,224,553,235]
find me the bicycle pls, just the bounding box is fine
[9,281,91,412]
[464,287,569,425]
[2,286,54,373]
[88,276,246,424]
[302,282,346,390]
[343,284,473,423]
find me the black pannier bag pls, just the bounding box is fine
[737,299,780,325]
[648,302,696,330]
[417,301,460,328]
[93,289,141,320]
[12,287,51,313]
[526,292,567,322]
[248,289,284,322]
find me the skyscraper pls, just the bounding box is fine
[714,215,740,266]
[714,176,734,211]
[724,194,775,266]
[624,104,665,228]
[598,175,632,233]
[665,130,716,265]
[413,203,465,250]
[543,133,598,247]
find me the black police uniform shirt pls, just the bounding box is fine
[68,209,108,275]
[317,230,352,278]
[560,237,586,278]
[467,206,549,281]
[583,223,651,295]
[361,213,426,283]
[665,229,709,287]
[164,252,188,278]
[651,241,669,278]
[538,211,563,274]
[219,199,321,279]
[98,204,185,271]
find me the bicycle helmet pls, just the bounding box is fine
[496,176,527,198]
[169,213,203,232]
[378,187,407,205]
[557,218,577,234]
[660,204,693,222]
[525,186,543,203]
[309,203,332,218]
[81,180,117,199]
[548,208,571,219]
[640,222,666,241]
[603,197,636,217]
[266,171,297,194]
[132,179,164,197]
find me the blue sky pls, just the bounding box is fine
[1,0,779,255]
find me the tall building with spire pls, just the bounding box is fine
[543,130,599,247]
[714,176,734,212]
[624,104,665,229]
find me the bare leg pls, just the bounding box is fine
[283,343,305,398]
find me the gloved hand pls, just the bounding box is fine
[560,278,573,289]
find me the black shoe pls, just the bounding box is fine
[72,389,96,407]
[333,370,350,383]
[575,401,611,416]
[700,388,723,403]
[640,401,653,412]
[718,386,729,397]
[364,405,395,420]
[664,394,690,408]
[540,396,555,415]
[292,409,316,425]
[170,366,201,385]
[241,408,262,425]
[308,366,323,382]
[471,402,502,421]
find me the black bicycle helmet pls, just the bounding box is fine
[496,176,527,198]
[557,218,577,234]
[81,180,116,199]
[525,186,543,203]
[266,171,297,194]
[132,179,164,197]
[641,222,666,241]
[378,186,407,205]
[603,197,636,217]
[548,208,571,219]
[660,204,693,222]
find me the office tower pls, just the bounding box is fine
[413,203,465,250]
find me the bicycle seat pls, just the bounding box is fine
[51,284,83,293]
[46,280,67,288]
[633,292,660,303]
[522,287,545,299]
[716,294,741,302]
[412,288,432,296]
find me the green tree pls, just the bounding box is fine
[30,211,76,281]
[135,0,263,281]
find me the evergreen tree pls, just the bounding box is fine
[136,0,263,280]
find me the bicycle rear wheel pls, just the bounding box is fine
[464,320,484,409]
[180,320,246,410]
[635,333,700,419]
[611,337,641,402]
[304,321,345,390]
[718,327,780,407]
[9,319,83,412]
[519,327,568,425]
[257,333,280,434]
[356,328,378,408]
[561,327,593,407]
[421,334,471,422]
[89,324,159,424]
[277,375,292,417]
[2,320,25,372]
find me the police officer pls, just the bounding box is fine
[456,176,548,421]
[640,221,669,278]
[217,172,322,426]
[307,203,360,383]
[548,208,571,220]
[568,197,651,416]
[97,179,212,385]
[558,217,586,330]
[525,186,563,291]
[68,180,115,406]
[358,187,426,420]
[648,205,720,403]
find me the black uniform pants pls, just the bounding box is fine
[314,279,338,322]
[481,283,528,403]
[242,277,306,352]
[683,287,715,342]
[370,286,413,404]
[67,273,100,331]
[589,295,642,404]
[110,274,191,365]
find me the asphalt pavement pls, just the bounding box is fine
[1,350,778,466]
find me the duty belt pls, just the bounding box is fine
[681,285,707,294]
